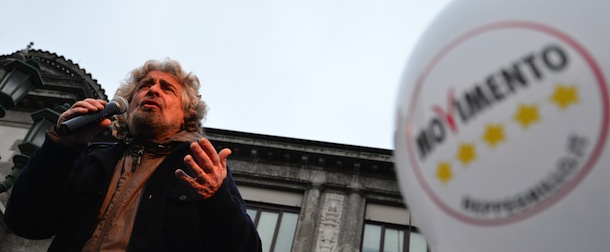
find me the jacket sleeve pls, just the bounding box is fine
[4,135,84,239]
[201,168,262,252]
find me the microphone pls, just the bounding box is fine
[58,97,129,136]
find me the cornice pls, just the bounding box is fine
[205,127,396,178]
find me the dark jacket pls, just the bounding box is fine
[5,136,262,252]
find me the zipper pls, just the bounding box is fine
[92,152,141,251]
[132,146,144,173]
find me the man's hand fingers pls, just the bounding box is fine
[219,148,231,175]
[178,139,231,199]
[198,138,221,166]
[189,142,214,173]
[59,99,108,125]
[175,168,193,180]
[71,99,107,114]
[100,118,112,127]
[175,168,208,188]
[183,154,208,180]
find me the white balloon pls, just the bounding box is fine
[394,1,610,251]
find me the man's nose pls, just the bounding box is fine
[146,82,161,96]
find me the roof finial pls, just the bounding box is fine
[15,42,34,60]
[23,42,34,55]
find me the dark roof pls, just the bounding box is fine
[0,48,108,111]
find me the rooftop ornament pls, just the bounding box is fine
[0,42,44,117]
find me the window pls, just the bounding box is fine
[246,203,299,252]
[361,222,430,252]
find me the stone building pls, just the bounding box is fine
[0,47,429,252]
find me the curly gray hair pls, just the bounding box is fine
[111,59,207,139]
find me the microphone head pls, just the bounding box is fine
[112,96,129,114]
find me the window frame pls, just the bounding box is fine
[246,201,301,252]
[361,220,430,252]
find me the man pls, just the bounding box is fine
[5,59,262,251]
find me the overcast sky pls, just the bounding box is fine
[1,0,450,149]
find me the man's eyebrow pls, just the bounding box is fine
[139,76,153,84]
[159,79,179,88]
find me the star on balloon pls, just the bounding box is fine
[457,143,477,165]
[436,162,453,183]
[483,123,505,148]
[550,84,579,110]
[514,104,540,128]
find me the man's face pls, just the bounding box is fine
[128,70,185,141]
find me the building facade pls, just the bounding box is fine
[0,48,428,252]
